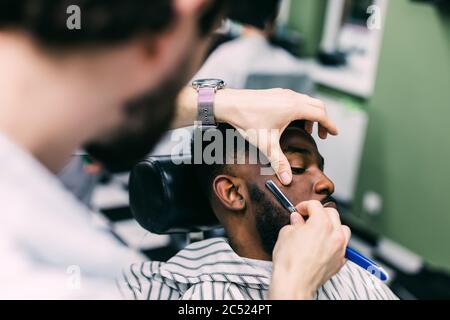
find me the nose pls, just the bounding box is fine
[313,170,335,196]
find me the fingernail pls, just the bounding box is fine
[280,171,291,185]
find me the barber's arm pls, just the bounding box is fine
[269,201,351,300]
[174,87,338,185]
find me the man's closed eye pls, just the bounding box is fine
[292,167,306,175]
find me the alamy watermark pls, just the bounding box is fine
[66,5,81,30]
[367,5,383,31]
[169,123,281,176]
[64,4,383,32]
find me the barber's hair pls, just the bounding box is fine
[0,0,227,48]
[227,0,281,30]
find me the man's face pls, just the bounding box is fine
[84,54,191,173]
[233,126,335,255]
[84,1,223,173]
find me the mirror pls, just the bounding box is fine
[313,0,388,98]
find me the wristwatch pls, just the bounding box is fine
[192,79,226,127]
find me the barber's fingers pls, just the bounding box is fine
[298,98,338,137]
[326,208,342,229]
[303,97,331,138]
[296,200,324,219]
[260,131,293,185]
[297,201,343,231]
[272,150,292,186]
[309,99,330,139]
[304,121,327,139]
[318,125,328,140]
[239,126,292,186]
[304,121,314,135]
[290,212,305,225]
[342,225,351,247]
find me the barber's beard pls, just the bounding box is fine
[84,56,191,173]
[248,183,291,257]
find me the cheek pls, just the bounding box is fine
[284,178,314,206]
[241,165,272,191]
[245,164,266,179]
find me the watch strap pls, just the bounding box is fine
[197,87,216,126]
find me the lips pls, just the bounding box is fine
[323,201,337,209]
[321,196,337,209]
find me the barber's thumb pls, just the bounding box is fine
[271,147,292,185]
[290,212,305,225]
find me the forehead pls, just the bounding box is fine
[227,126,323,178]
[280,126,319,153]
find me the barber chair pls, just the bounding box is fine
[129,154,221,236]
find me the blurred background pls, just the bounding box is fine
[63,0,450,299]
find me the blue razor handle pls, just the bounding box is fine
[345,247,389,281]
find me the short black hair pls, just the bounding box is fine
[0,0,227,48]
[227,0,281,30]
[191,123,252,198]
[191,121,306,199]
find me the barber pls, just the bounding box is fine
[0,0,349,299]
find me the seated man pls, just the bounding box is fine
[119,122,398,300]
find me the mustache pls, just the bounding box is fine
[320,195,337,206]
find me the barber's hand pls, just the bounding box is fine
[268,200,351,300]
[215,89,338,185]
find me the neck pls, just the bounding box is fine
[0,33,120,173]
[230,240,272,262]
[225,224,272,262]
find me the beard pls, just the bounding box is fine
[84,55,191,173]
[248,183,291,256]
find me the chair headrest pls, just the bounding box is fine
[129,155,220,234]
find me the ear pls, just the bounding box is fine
[212,175,247,212]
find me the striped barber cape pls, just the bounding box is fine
[118,237,398,300]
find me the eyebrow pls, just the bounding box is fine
[285,146,311,155]
[285,146,325,170]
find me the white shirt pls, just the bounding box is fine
[0,132,144,299]
[195,34,311,89]
[119,238,398,300]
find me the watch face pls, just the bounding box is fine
[192,78,226,90]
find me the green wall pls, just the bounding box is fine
[288,0,327,56]
[355,0,450,270]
